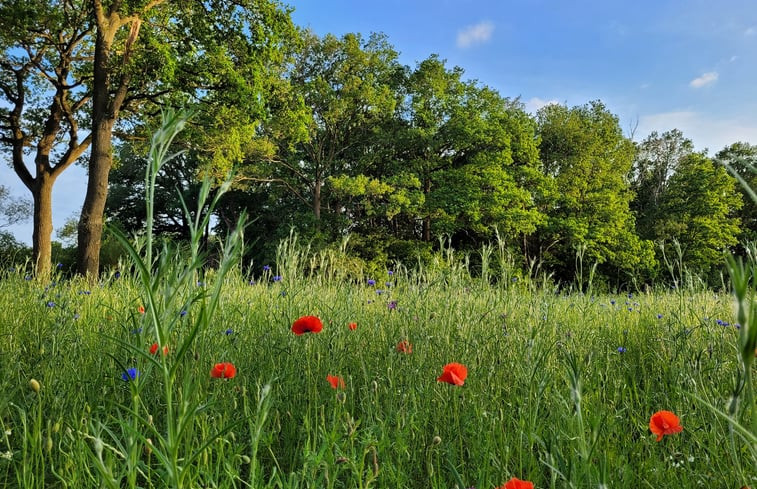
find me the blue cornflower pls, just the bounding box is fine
[280,290,287,297]
[657,314,663,319]
[376,289,384,295]
[180,310,187,317]
[617,347,626,354]
[225,328,233,335]
[46,301,55,308]
[735,323,741,329]
[388,300,397,310]
[114,271,121,279]
[56,263,63,269]
[263,265,271,272]
[385,281,393,287]
[248,279,256,285]
[273,275,282,282]
[121,368,140,381]
[610,300,616,305]
[367,279,376,286]
[387,270,394,276]
[716,319,724,326]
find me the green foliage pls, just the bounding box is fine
[656,153,742,275]
[536,101,655,284]
[716,142,757,243]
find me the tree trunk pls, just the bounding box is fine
[77,25,114,277]
[32,173,55,277]
[77,119,113,277]
[423,177,431,242]
[313,179,321,220]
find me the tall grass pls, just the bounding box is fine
[0,114,754,488]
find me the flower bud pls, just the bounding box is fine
[240,455,251,464]
[144,438,153,456]
[431,435,442,445]
[29,379,40,393]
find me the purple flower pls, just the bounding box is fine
[657,314,663,319]
[24,275,32,281]
[79,290,91,295]
[248,279,256,285]
[225,328,233,335]
[387,270,394,276]
[376,289,384,295]
[197,281,205,286]
[56,263,63,269]
[385,281,393,287]
[367,279,376,286]
[46,301,55,308]
[273,275,282,282]
[617,347,626,354]
[610,300,616,305]
[263,265,271,272]
[121,368,140,381]
[114,271,121,279]
[180,310,187,317]
[387,300,397,310]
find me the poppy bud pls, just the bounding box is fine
[431,436,442,445]
[45,436,53,453]
[241,455,251,464]
[336,392,346,404]
[52,421,60,434]
[144,438,153,456]
[29,379,40,393]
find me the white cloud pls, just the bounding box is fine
[689,71,718,88]
[456,21,494,48]
[745,26,756,36]
[637,111,757,153]
[730,55,739,62]
[525,97,560,113]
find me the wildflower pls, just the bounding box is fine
[73,314,80,320]
[431,435,442,445]
[387,300,397,310]
[79,290,91,295]
[225,328,233,335]
[396,340,413,354]
[114,271,121,279]
[610,299,616,305]
[131,328,143,334]
[210,362,237,379]
[149,343,169,355]
[138,305,145,314]
[273,275,282,282]
[292,315,323,335]
[385,281,393,287]
[376,289,384,295]
[121,368,140,381]
[617,346,626,353]
[367,279,376,286]
[197,281,204,287]
[263,265,271,272]
[29,378,41,393]
[498,477,534,489]
[46,301,55,308]
[657,314,663,319]
[248,279,256,285]
[326,375,345,390]
[180,310,187,317]
[437,362,467,386]
[649,410,683,441]
[56,263,63,269]
[387,270,393,276]
[348,322,357,331]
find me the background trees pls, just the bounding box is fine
[1,8,750,286]
[536,101,655,284]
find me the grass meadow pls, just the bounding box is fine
[0,256,754,488]
[1,114,754,488]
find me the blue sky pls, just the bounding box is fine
[2,0,756,244]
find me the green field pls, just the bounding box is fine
[1,255,755,488]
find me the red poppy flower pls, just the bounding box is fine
[649,410,683,441]
[138,305,145,314]
[149,343,169,355]
[437,362,467,386]
[498,477,534,489]
[396,340,413,354]
[291,315,323,335]
[348,322,357,331]
[326,374,345,389]
[210,362,237,379]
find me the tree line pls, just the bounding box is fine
[1,1,754,285]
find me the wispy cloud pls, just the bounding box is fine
[745,26,756,36]
[456,21,494,48]
[689,71,718,88]
[525,97,560,113]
